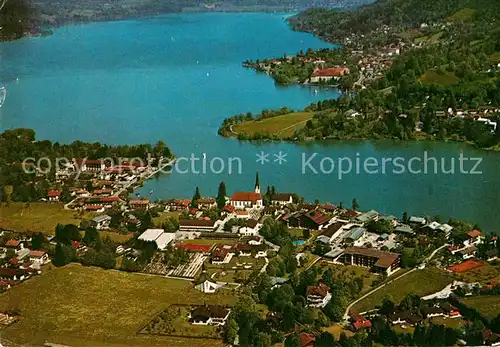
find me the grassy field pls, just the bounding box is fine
[414,31,444,45]
[461,295,500,320]
[0,202,84,234]
[153,211,180,227]
[452,263,500,283]
[352,268,454,313]
[321,324,354,339]
[0,265,236,347]
[419,69,459,85]
[233,112,313,139]
[489,52,500,62]
[447,8,476,22]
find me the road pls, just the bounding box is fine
[113,158,176,197]
[342,243,448,320]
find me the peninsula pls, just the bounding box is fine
[221,0,500,151]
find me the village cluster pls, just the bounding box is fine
[3,160,499,339]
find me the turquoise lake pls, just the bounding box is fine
[1,13,499,232]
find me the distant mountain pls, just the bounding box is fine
[0,0,375,41]
[290,0,500,41]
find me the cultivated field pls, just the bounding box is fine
[233,112,314,139]
[352,268,454,313]
[461,295,500,320]
[0,202,83,234]
[0,265,236,347]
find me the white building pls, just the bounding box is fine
[137,229,175,250]
[306,283,332,308]
[230,192,263,209]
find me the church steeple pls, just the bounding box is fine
[254,172,260,194]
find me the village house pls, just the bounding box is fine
[5,240,24,253]
[464,230,484,247]
[230,192,263,209]
[178,219,217,232]
[47,190,61,202]
[298,333,316,347]
[210,245,234,265]
[197,197,217,210]
[355,210,379,224]
[92,188,113,196]
[165,199,191,212]
[271,193,293,206]
[189,305,231,326]
[310,67,350,83]
[339,247,401,276]
[90,215,112,230]
[350,312,372,331]
[73,158,105,172]
[238,219,260,236]
[0,268,28,281]
[129,199,149,211]
[286,209,330,230]
[29,250,49,266]
[306,283,332,308]
[316,222,345,244]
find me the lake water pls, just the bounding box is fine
[1,13,499,232]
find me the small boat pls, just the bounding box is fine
[0,86,6,108]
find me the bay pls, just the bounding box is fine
[1,13,499,232]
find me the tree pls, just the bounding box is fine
[217,181,227,209]
[31,232,45,250]
[191,186,201,208]
[225,318,238,344]
[284,335,300,347]
[402,211,409,223]
[255,332,272,347]
[82,227,100,247]
[352,198,359,211]
[53,243,74,267]
[379,295,395,315]
[315,332,336,347]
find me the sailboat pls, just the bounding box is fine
[0,86,6,108]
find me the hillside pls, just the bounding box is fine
[0,0,375,41]
[290,0,500,43]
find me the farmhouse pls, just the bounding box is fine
[47,190,61,202]
[189,305,231,326]
[306,283,332,308]
[29,250,49,266]
[210,245,234,264]
[178,219,217,232]
[230,192,263,209]
[339,247,401,275]
[350,312,372,331]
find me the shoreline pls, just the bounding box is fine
[2,9,300,42]
[219,131,500,152]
